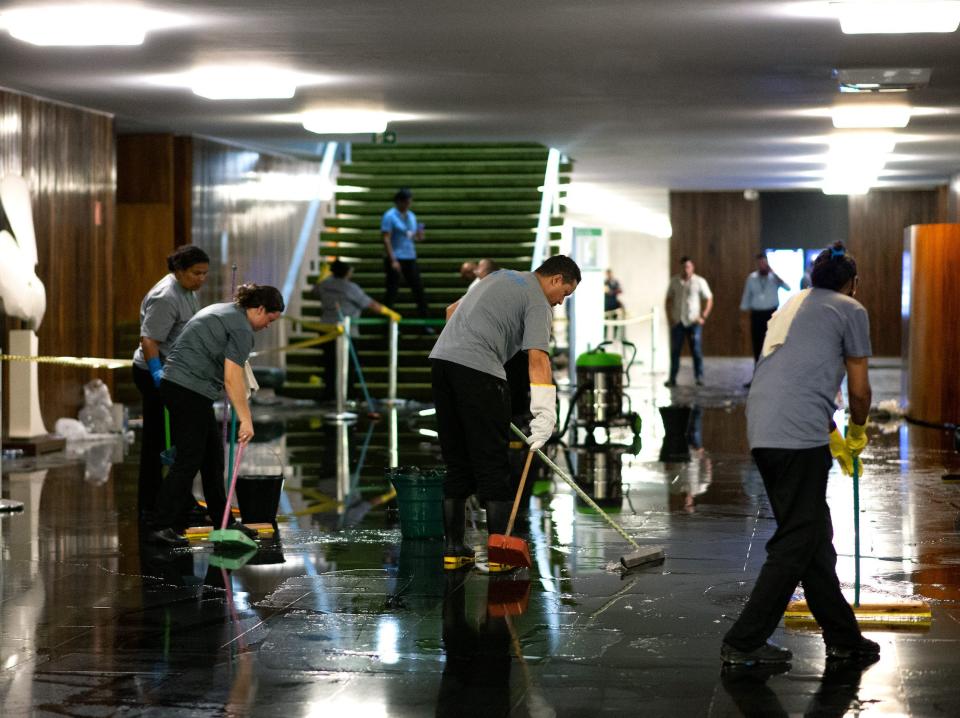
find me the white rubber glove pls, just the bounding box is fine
[527,384,557,451]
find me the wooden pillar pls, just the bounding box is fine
[903,223,960,425]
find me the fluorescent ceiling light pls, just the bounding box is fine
[820,131,897,194]
[0,4,186,46]
[302,110,392,134]
[831,104,912,128]
[190,66,299,100]
[832,1,960,34]
[821,182,870,195]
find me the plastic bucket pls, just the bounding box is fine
[235,474,284,524]
[388,466,444,540]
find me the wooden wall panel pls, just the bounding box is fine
[1,88,115,430]
[668,192,760,356]
[669,188,946,357]
[903,224,960,426]
[847,189,946,356]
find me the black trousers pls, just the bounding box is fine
[132,365,165,515]
[750,308,776,363]
[431,359,512,502]
[321,340,357,401]
[724,446,861,650]
[384,257,429,317]
[153,380,230,531]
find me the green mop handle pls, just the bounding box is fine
[510,422,644,553]
[163,408,171,451]
[853,455,861,608]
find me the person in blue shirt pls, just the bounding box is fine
[740,252,790,365]
[381,188,429,322]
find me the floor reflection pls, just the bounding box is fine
[2,359,960,716]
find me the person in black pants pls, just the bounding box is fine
[722,242,879,666]
[740,252,789,386]
[381,188,429,321]
[149,284,284,547]
[430,256,580,572]
[131,245,209,519]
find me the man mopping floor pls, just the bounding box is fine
[721,242,880,666]
[430,255,580,572]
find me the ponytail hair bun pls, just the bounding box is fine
[810,241,857,291]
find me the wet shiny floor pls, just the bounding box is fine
[3,358,960,717]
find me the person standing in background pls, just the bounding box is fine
[131,245,209,520]
[382,188,430,324]
[664,256,713,387]
[740,252,790,371]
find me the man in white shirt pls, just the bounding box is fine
[740,253,790,366]
[664,256,713,387]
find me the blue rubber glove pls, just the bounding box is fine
[147,357,164,388]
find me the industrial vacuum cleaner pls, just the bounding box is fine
[562,342,641,450]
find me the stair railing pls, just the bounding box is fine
[531,147,562,271]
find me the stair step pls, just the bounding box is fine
[335,201,543,216]
[319,242,536,259]
[338,173,570,189]
[350,147,550,162]
[326,215,543,230]
[345,160,557,176]
[321,229,553,242]
[336,188,549,202]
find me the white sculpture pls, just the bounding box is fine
[0,174,46,328]
[1,174,48,439]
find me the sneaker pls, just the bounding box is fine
[826,636,880,660]
[148,527,189,548]
[721,641,793,666]
[664,380,677,388]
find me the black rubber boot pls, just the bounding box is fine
[443,498,475,570]
[484,501,519,574]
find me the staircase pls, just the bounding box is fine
[280,142,571,402]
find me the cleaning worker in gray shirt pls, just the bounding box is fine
[149,284,284,547]
[131,245,209,519]
[312,259,401,401]
[721,242,879,666]
[430,255,580,572]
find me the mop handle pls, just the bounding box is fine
[510,423,643,552]
[336,305,375,409]
[163,408,171,450]
[220,263,239,448]
[506,451,535,537]
[220,441,246,530]
[853,455,861,608]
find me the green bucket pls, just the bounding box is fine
[387,466,445,540]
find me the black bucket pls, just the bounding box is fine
[235,474,284,524]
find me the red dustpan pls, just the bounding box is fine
[487,450,534,569]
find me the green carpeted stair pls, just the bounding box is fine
[280,142,570,402]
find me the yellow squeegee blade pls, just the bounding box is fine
[785,599,932,629]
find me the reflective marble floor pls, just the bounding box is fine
[2,358,960,717]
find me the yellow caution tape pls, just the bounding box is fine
[250,326,342,357]
[0,354,132,370]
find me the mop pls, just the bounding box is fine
[487,450,536,569]
[209,415,257,550]
[785,457,931,628]
[336,306,381,419]
[510,423,664,569]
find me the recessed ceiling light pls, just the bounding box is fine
[302,110,392,134]
[831,104,912,128]
[832,1,960,34]
[190,66,299,100]
[0,4,186,46]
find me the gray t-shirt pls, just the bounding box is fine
[747,288,872,450]
[313,276,373,334]
[163,302,255,401]
[132,274,201,369]
[429,270,552,380]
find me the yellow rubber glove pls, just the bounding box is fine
[379,305,402,323]
[845,421,868,457]
[829,426,854,476]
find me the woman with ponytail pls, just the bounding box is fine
[148,282,284,547]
